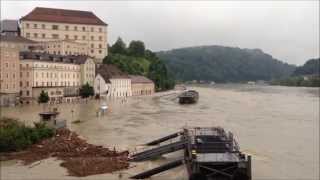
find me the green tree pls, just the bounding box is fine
[110,37,127,54]
[38,90,49,104]
[128,40,145,56]
[79,83,94,98]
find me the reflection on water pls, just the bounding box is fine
[1,84,319,180]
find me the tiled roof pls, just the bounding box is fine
[0,35,36,43]
[0,20,19,32]
[19,51,89,64]
[129,75,154,84]
[97,64,129,82]
[20,7,107,26]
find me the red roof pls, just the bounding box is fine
[20,7,107,26]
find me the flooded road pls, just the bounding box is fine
[1,84,319,180]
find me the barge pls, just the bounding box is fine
[130,127,251,180]
[179,90,199,104]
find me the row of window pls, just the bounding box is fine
[26,33,104,41]
[25,23,104,32]
[20,71,80,79]
[1,83,17,90]
[21,81,80,88]
[21,63,80,70]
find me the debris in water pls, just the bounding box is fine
[0,129,129,177]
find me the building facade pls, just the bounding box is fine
[19,52,94,103]
[20,7,108,63]
[95,64,132,98]
[40,40,88,56]
[130,75,155,96]
[0,35,35,106]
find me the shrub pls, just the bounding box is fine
[0,118,54,152]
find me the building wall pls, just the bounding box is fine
[20,59,81,101]
[81,58,95,86]
[109,78,132,97]
[20,20,107,62]
[0,43,20,94]
[131,83,155,96]
[40,40,88,56]
[94,74,110,95]
[0,42,20,106]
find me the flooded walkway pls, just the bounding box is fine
[1,84,319,179]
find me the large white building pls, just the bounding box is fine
[94,64,132,98]
[20,7,108,63]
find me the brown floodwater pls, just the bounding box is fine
[1,84,319,180]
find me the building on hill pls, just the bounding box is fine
[39,40,88,56]
[0,20,19,36]
[20,7,108,63]
[94,64,132,98]
[0,35,36,106]
[19,51,95,104]
[129,75,154,96]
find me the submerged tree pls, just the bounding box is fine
[38,90,49,104]
[79,83,94,98]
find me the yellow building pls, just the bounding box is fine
[19,52,95,103]
[0,35,35,106]
[20,7,108,63]
[130,75,155,96]
[40,40,88,56]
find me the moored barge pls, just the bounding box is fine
[179,90,199,104]
[130,127,251,180]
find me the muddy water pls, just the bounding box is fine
[1,84,319,180]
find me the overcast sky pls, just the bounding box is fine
[1,1,319,65]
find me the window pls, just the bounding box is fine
[82,27,86,31]
[91,49,94,53]
[99,36,102,41]
[42,24,45,29]
[33,33,38,38]
[82,36,86,40]
[99,44,102,48]
[26,23,30,28]
[91,27,94,32]
[26,91,30,96]
[91,44,94,48]
[42,34,46,38]
[26,33,30,38]
[20,81,22,87]
[52,34,59,39]
[74,35,78,40]
[99,28,102,32]
[20,72,22,77]
[99,50,102,54]
[91,36,94,40]
[33,24,37,28]
[65,25,69,30]
[65,35,69,39]
[26,81,29,87]
[74,26,77,31]
[52,25,59,30]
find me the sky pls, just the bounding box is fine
[1,1,319,65]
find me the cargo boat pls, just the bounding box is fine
[130,127,251,180]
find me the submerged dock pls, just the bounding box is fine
[130,127,251,180]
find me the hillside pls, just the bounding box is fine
[292,58,319,76]
[157,46,295,83]
[104,38,175,91]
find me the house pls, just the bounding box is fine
[129,75,154,96]
[94,64,132,98]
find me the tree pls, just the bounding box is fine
[38,90,49,104]
[128,40,145,56]
[110,37,127,54]
[79,83,94,98]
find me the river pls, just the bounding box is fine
[1,84,319,180]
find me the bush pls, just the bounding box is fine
[0,118,54,152]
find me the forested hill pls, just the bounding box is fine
[157,46,296,82]
[292,58,319,76]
